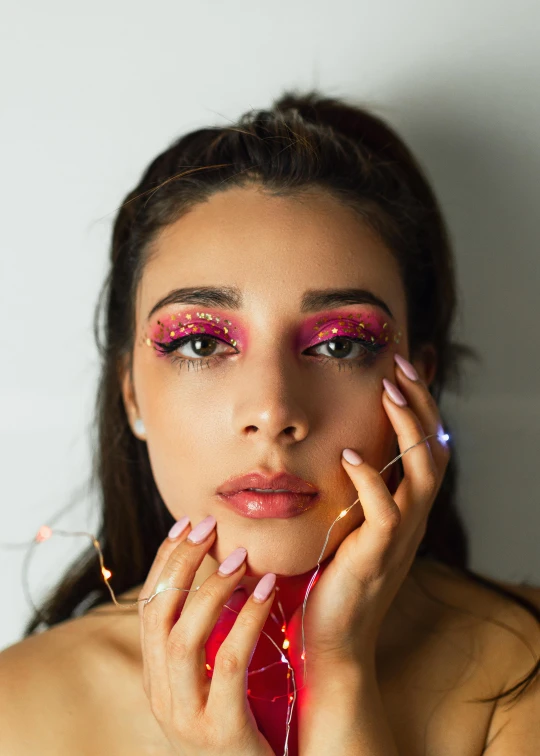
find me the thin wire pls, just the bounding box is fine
[3,430,447,756]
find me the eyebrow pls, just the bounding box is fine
[146,286,395,322]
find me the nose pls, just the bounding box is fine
[232,357,311,444]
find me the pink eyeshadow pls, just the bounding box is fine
[144,310,245,355]
[143,307,402,355]
[297,310,401,349]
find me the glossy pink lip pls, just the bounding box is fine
[217,490,320,519]
[216,470,318,495]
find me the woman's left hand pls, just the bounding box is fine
[287,354,451,673]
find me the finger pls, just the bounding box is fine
[138,515,192,624]
[166,545,249,712]
[138,515,192,694]
[380,377,440,525]
[206,573,277,718]
[340,451,403,575]
[393,353,451,473]
[142,516,218,714]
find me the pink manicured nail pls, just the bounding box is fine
[187,515,217,544]
[342,448,363,466]
[394,354,419,381]
[253,573,276,602]
[382,378,408,407]
[168,515,191,540]
[217,547,248,576]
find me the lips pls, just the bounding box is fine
[217,489,319,519]
[216,470,318,496]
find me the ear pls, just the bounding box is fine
[119,354,146,440]
[411,344,437,388]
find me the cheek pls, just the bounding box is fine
[326,380,395,473]
[137,371,230,510]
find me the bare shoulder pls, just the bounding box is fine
[0,617,94,754]
[415,558,540,658]
[378,558,540,755]
[0,604,146,756]
[412,559,540,752]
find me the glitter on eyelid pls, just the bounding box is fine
[146,310,242,354]
[146,310,400,355]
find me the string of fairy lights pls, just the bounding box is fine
[2,429,448,756]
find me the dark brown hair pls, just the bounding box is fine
[22,88,538,707]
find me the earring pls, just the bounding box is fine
[134,417,146,437]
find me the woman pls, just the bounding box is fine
[1,90,538,755]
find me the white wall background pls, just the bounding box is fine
[1,0,539,651]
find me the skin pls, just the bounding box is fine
[121,183,436,624]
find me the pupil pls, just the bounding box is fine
[328,338,352,358]
[193,337,216,357]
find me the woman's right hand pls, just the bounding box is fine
[138,514,277,756]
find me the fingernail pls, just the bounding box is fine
[394,354,419,381]
[168,515,191,540]
[383,378,408,407]
[187,515,217,544]
[217,547,248,576]
[342,448,363,465]
[253,573,277,603]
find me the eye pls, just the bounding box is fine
[152,333,237,371]
[151,329,386,373]
[306,334,385,365]
[167,334,231,359]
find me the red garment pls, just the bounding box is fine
[205,586,299,756]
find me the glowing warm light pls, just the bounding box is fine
[35,525,52,543]
[24,428,440,756]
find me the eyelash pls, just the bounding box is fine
[153,331,386,373]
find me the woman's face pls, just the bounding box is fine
[122,184,430,583]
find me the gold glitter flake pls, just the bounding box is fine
[186,314,192,320]
[224,327,228,334]
[331,327,338,333]
[383,323,387,329]
[146,338,152,346]
[170,331,175,337]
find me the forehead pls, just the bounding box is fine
[138,185,406,324]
